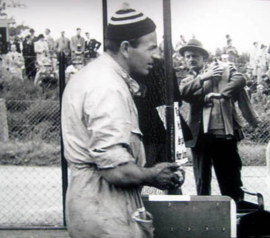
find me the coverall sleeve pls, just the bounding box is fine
[83,85,136,169]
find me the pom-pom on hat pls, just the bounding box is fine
[105,3,156,41]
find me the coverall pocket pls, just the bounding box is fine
[132,207,154,238]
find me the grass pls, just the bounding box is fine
[0,140,61,166]
[0,139,267,167]
[239,142,267,166]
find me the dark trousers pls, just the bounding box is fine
[25,57,36,79]
[191,134,244,202]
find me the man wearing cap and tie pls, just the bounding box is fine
[62,6,183,238]
[179,39,259,202]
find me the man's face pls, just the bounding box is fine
[77,29,81,36]
[128,31,158,76]
[45,29,50,35]
[238,65,247,73]
[11,45,16,52]
[247,68,253,74]
[257,86,264,93]
[184,50,205,72]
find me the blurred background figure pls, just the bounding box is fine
[65,57,84,84]
[223,38,239,64]
[5,44,24,81]
[34,57,58,92]
[55,31,70,58]
[22,35,36,80]
[34,34,49,68]
[249,42,260,80]
[251,84,269,115]
[7,34,21,53]
[44,28,54,59]
[175,34,187,52]
[70,28,85,59]
[84,32,101,64]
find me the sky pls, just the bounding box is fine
[4,0,270,54]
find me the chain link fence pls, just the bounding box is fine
[0,54,63,228]
[0,53,270,228]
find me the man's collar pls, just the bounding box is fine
[189,64,207,76]
[104,53,143,97]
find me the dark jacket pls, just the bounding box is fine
[134,58,192,146]
[180,63,259,147]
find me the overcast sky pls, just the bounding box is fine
[5,0,270,54]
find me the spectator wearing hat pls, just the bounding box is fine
[70,28,85,59]
[34,34,49,68]
[62,6,183,238]
[179,38,260,202]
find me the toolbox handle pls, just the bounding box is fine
[241,187,264,211]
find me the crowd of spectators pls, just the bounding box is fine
[169,34,270,117]
[1,28,270,108]
[0,27,101,91]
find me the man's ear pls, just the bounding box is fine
[119,41,131,59]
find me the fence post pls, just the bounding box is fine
[58,52,68,226]
[163,0,182,195]
[0,98,9,142]
[163,0,175,164]
[102,0,108,52]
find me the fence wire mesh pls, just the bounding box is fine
[0,53,270,228]
[0,55,63,228]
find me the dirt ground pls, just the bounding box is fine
[0,166,269,237]
[0,229,69,238]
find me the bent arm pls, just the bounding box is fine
[99,161,180,190]
[99,162,155,188]
[220,70,246,98]
[179,75,204,104]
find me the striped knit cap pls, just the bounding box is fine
[105,7,156,41]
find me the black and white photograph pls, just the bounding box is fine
[0,0,270,237]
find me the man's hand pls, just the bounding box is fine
[200,65,223,81]
[148,162,183,190]
[99,161,183,190]
[204,92,223,104]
